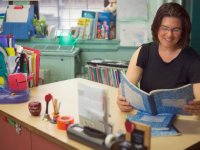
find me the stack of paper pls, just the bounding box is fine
[78,82,109,134]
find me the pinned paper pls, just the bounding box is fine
[120,23,148,47]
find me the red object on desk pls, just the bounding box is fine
[57,116,74,130]
[125,119,135,133]
[14,5,23,9]
[28,101,42,116]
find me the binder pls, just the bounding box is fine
[23,46,40,86]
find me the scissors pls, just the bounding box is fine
[13,53,27,73]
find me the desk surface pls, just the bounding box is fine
[0,78,200,150]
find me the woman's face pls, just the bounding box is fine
[158,16,182,49]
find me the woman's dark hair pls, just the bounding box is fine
[151,2,191,48]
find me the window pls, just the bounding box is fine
[0,0,106,32]
[39,0,105,32]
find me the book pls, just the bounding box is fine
[120,71,194,115]
[84,18,92,39]
[109,13,116,40]
[81,10,97,39]
[151,125,181,137]
[23,47,40,87]
[77,17,93,40]
[77,18,89,40]
[96,12,116,40]
[127,111,176,130]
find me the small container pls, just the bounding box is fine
[28,101,41,116]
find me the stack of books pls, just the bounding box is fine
[120,71,194,136]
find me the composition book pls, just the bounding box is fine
[120,71,194,115]
[127,111,176,130]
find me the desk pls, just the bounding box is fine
[0,78,200,150]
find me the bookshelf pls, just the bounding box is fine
[86,59,129,87]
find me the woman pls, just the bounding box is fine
[117,2,200,115]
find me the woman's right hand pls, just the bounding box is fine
[117,94,133,112]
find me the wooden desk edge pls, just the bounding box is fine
[0,110,78,150]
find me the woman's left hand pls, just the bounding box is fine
[183,100,200,115]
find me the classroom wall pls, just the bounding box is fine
[76,40,135,73]
[18,0,189,81]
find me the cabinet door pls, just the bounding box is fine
[0,116,31,150]
[31,132,65,150]
[40,55,77,83]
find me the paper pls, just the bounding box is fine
[118,0,148,20]
[6,5,30,22]
[7,56,17,73]
[78,82,107,133]
[120,23,148,47]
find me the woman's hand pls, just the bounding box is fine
[117,94,133,112]
[183,101,200,115]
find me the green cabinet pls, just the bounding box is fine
[40,47,80,83]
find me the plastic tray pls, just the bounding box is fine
[0,88,30,104]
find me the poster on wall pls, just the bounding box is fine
[117,0,148,21]
[120,23,148,47]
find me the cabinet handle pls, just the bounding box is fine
[1,115,22,135]
[76,55,80,63]
[15,123,22,135]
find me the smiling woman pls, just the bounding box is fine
[117,2,200,116]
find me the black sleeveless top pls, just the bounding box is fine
[136,42,200,93]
